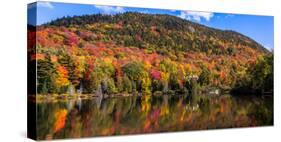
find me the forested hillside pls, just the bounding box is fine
[28,12,273,95]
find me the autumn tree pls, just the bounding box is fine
[58,49,82,89]
[85,58,116,94]
[122,61,151,93]
[55,65,70,93]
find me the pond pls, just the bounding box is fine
[35,94,273,140]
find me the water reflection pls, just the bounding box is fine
[36,94,273,140]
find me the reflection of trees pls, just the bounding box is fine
[36,103,57,140]
[36,95,273,139]
[141,95,151,113]
[93,95,103,109]
[160,95,169,116]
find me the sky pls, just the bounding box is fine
[28,2,274,50]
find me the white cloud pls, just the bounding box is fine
[179,11,214,22]
[28,2,54,10]
[37,2,54,9]
[94,5,125,15]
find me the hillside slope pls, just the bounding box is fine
[29,12,272,94]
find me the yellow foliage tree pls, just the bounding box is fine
[55,65,70,88]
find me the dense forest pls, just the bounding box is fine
[28,12,273,96]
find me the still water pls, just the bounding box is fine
[36,94,273,140]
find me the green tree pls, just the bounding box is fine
[37,55,57,94]
[122,61,151,93]
[248,54,273,92]
[122,75,133,93]
[198,66,211,86]
[122,61,145,81]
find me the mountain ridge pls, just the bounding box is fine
[41,12,267,53]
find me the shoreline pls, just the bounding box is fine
[28,90,272,104]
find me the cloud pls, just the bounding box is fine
[94,5,125,15]
[28,2,54,9]
[179,11,214,22]
[37,2,54,9]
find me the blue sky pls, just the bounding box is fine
[28,2,274,50]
